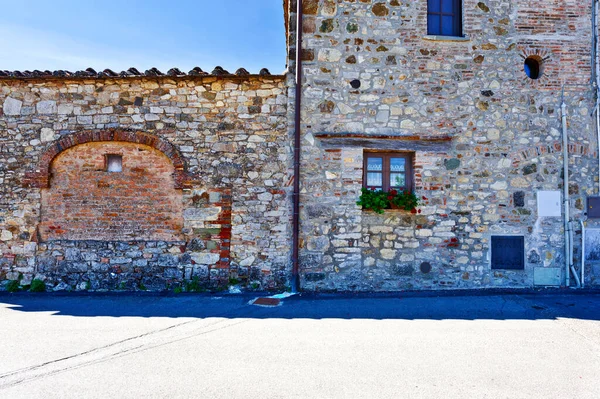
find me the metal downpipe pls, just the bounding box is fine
[561,100,581,288]
[595,0,600,192]
[579,219,586,288]
[290,0,303,294]
[569,221,581,288]
[561,100,571,287]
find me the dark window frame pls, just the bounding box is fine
[427,0,462,37]
[363,152,414,192]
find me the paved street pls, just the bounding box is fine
[0,291,599,399]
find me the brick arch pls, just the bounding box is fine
[24,129,192,189]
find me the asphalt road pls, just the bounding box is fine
[0,291,599,399]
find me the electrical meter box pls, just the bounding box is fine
[587,196,600,219]
[537,191,561,217]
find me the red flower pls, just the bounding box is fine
[387,195,393,200]
[418,209,422,214]
[410,208,417,214]
[390,189,398,196]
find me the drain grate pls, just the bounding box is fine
[252,297,281,307]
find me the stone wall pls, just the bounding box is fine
[287,0,599,290]
[1,1,599,293]
[0,75,292,291]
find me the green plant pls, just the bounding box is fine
[173,286,183,294]
[250,282,260,290]
[29,279,46,292]
[228,277,240,286]
[6,280,20,293]
[85,281,92,290]
[185,276,202,293]
[138,283,147,291]
[357,187,419,214]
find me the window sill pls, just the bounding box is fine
[422,35,470,42]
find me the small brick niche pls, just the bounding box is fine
[105,154,123,172]
[40,142,184,241]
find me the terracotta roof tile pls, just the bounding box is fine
[144,67,164,76]
[211,66,230,75]
[188,66,206,76]
[167,68,184,77]
[0,66,274,80]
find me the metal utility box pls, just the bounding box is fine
[491,236,525,270]
[533,267,561,286]
[587,196,600,219]
[537,191,561,217]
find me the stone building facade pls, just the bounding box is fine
[0,72,291,291]
[287,0,600,290]
[1,0,600,292]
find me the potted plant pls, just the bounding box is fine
[356,187,419,214]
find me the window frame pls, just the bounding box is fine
[427,0,463,37]
[362,152,414,192]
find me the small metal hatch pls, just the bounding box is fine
[491,236,525,270]
[587,196,600,218]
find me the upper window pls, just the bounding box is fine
[427,0,462,37]
[524,56,542,80]
[363,152,413,192]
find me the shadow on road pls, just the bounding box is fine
[1,292,600,321]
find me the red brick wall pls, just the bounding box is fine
[40,141,184,241]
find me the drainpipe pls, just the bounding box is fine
[290,0,303,293]
[579,219,586,288]
[561,99,571,287]
[595,0,600,192]
[561,98,583,288]
[584,0,599,290]
[569,221,581,287]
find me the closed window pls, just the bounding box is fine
[363,152,413,192]
[427,0,462,37]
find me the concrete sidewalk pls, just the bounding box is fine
[1,292,599,398]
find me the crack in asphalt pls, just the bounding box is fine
[0,318,199,379]
[0,303,280,389]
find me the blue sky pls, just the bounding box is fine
[0,0,287,74]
